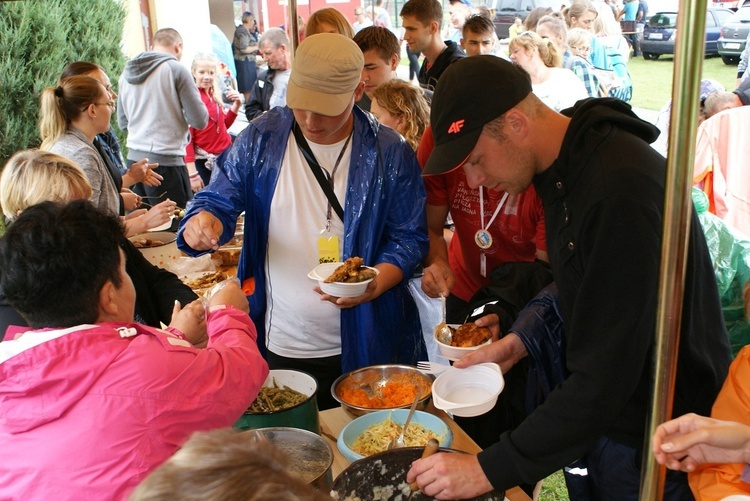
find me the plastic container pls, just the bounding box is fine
[432,363,504,417]
[307,262,379,298]
[128,231,179,267]
[434,324,492,361]
[235,369,320,434]
[337,409,452,463]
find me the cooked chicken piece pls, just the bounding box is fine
[324,257,376,283]
[451,322,492,348]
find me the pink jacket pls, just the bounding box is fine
[0,306,269,501]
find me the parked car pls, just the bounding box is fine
[718,7,750,64]
[483,0,559,39]
[641,8,734,60]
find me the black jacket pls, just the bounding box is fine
[0,237,198,339]
[477,98,732,490]
[245,68,276,122]
[418,41,466,91]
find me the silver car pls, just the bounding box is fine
[718,7,750,64]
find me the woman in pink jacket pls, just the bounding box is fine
[0,200,268,501]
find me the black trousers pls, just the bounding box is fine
[267,351,342,411]
[129,162,192,210]
[195,158,211,187]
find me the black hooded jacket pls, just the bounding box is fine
[418,40,465,92]
[477,98,731,490]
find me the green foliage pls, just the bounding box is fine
[0,0,127,168]
[539,470,570,500]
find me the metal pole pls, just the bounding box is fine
[640,0,708,498]
[289,0,299,56]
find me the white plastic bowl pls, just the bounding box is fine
[128,231,179,267]
[434,324,492,362]
[432,363,504,417]
[308,262,379,298]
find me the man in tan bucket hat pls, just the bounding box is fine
[179,33,429,410]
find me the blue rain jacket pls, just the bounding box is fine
[178,106,429,372]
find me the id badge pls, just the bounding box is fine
[317,235,340,264]
[480,252,487,278]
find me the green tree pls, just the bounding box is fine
[0,0,126,233]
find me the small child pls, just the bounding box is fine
[508,16,523,39]
[185,53,242,189]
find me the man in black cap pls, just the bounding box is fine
[407,55,731,500]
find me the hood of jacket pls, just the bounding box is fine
[563,97,659,153]
[122,52,178,85]
[547,98,660,182]
[0,324,133,433]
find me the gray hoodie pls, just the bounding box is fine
[117,52,208,164]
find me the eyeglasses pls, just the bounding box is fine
[95,101,116,110]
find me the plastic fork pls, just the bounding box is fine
[417,361,451,374]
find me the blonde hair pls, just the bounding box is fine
[567,27,592,50]
[592,2,622,36]
[191,53,223,105]
[0,149,92,220]
[129,428,331,501]
[305,8,355,38]
[371,80,430,152]
[39,75,106,150]
[510,31,561,68]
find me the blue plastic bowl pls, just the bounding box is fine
[337,409,453,463]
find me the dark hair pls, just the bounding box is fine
[462,14,495,37]
[0,200,124,328]
[400,0,443,27]
[354,26,401,60]
[60,61,103,80]
[241,11,255,24]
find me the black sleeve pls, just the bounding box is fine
[245,81,265,122]
[122,239,198,327]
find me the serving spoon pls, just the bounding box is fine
[434,293,453,344]
[388,392,420,449]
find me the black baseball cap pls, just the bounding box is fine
[734,77,750,106]
[423,56,532,176]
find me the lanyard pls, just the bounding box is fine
[478,188,508,241]
[320,132,353,231]
[292,122,352,232]
[476,188,509,277]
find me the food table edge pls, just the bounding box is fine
[319,406,531,501]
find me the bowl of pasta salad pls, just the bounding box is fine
[336,409,452,463]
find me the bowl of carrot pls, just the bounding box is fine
[331,364,433,417]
